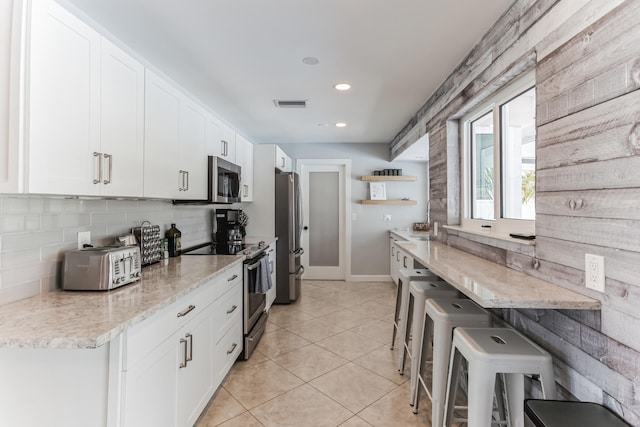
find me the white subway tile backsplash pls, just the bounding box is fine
[0,195,212,304]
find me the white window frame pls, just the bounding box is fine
[460,70,536,237]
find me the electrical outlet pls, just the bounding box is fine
[585,253,605,292]
[434,221,438,237]
[77,231,91,250]
[383,214,392,222]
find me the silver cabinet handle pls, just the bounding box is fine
[93,152,102,184]
[280,156,285,168]
[103,153,112,185]
[185,170,189,191]
[177,304,196,317]
[227,305,238,314]
[186,333,193,362]
[178,170,187,191]
[227,274,238,282]
[227,343,237,354]
[391,247,395,256]
[403,256,408,268]
[396,252,401,261]
[269,260,274,274]
[243,184,248,197]
[179,336,188,368]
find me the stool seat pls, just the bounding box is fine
[444,327,556,427]
[412,298,492,427]
[524,399,631,427]
[391,269,440,350]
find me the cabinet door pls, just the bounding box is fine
[275,146,291,172]
[390,241,400,284]
[28,0,100,195]
[177,309,214,426]
[221,125,236,163]
[176,99,207,200]
[235,134,253,202]
[99,38,144,197]
[144,70,180,198]
[266,243,277,310]
[123,336,178,427]
[205,114,223,158]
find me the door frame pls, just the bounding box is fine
[297,159,352,280]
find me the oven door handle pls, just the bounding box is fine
[246,253,267,271]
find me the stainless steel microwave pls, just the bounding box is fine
[174,156,241,204]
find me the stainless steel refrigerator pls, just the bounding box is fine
[274,171,304,303]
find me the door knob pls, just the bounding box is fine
[303,226,308,230]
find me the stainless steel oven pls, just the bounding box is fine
[242,250,268,360]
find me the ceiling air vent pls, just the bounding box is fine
[273,100,307,108]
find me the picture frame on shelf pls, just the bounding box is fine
[369,182,387,200]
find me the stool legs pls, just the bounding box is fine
[391,279,403,350]
[399,291,415,374]
[444,348,464,427]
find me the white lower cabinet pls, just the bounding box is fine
[123,264,242,427]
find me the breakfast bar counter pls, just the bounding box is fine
[395,240,600,310]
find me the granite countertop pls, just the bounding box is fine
[395,240,600,310]
[389,229,430,241]
[244,236,278,246]
[0,255,244,349]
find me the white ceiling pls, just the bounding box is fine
[61,0,514,145]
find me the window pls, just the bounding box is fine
[462,72,536,235]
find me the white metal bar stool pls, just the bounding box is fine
[398,280,460,402]
[391,268,440,349]
[411,298,492,427]
[444,327,556,427]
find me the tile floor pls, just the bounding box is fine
[195,279,436,427]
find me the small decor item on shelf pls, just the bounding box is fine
[373,170,381,176]
[413,222,429,231]
[369,182,387,200]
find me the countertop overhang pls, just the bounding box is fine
[395,240,600,310]
[0,255,244,349]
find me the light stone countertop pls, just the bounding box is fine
[389,229,430,241]
[244,236,278,246]
[395,240,600,310]
[0,255,244,349]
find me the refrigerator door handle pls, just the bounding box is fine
[294,265,305,278]
[293,247,304,256]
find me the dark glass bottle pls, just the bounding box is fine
[166,223,182,257]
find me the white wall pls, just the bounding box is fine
[277,143,428,276]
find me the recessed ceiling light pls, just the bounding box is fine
[302,57,319,65]
[333,83,351,91]
[335,122,347,128]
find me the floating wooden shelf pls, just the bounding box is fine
[360,175,417,181]
[359,199,417,205]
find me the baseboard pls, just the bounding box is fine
[346,275,392,282]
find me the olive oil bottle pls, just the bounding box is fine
[166,223,182,257]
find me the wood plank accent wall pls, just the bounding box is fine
[391,0,640,423]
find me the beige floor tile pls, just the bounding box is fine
[357,385,431,427]
[223,360,304,409]
[250,384,353,427]
[264,319,281,333]
[271,344,348,381]
[297,300,343,317]
[195,388,245,426]
[216,411,264,427]
[285,317,345,342]
[352,346,407,385]
[316,330,383,360]
[319,307,374,330]
[339,416,373,427]
[350,319,394,345]
[347,300,394,319]
[268,307,316,328]
[255,328,312,358]
[309,363,397,413]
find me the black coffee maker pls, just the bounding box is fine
[214,209,245,254]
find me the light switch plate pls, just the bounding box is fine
[585,253,605,292]
[383,214,392,222]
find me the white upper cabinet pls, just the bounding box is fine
[144,70,207,200]
[26,0,144,196]
[205,114,236,164]
[235,133,253,202]
[275,145,292,172]
[27,0,101,195]
[143,69,181,199]
[99,38,144,197]
[0,0,18,193]
[178,99,207,199]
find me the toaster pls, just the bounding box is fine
[63,246,142,291]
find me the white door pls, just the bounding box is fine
[299,160,351,280]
